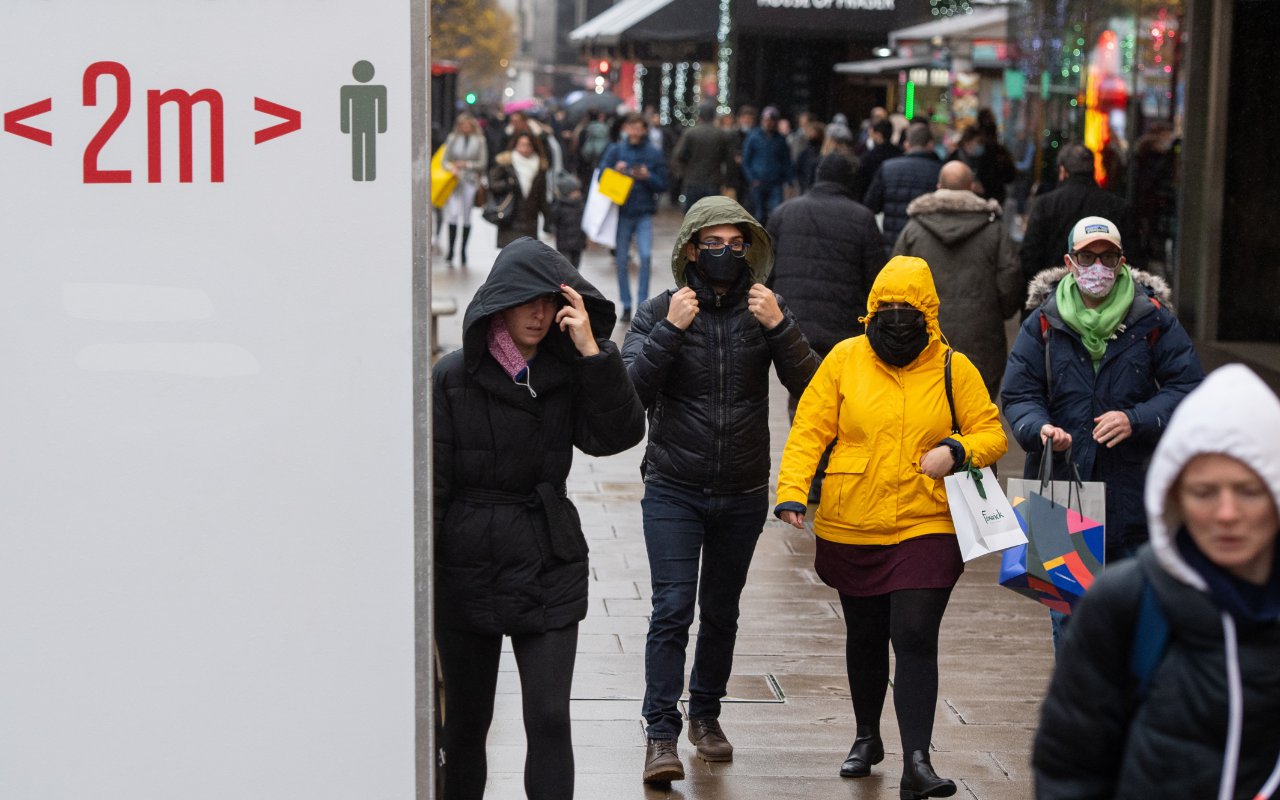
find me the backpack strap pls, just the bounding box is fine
[1129,577,1170,704]
[944,349,960,435]
[1039,313,1054,404]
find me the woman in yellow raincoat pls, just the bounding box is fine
[776,256,1007,799]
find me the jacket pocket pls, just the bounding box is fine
[820,452,870,516]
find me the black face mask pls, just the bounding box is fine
[695,248,746,285]
[867,307,928,367]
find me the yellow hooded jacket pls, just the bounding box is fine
[776,256,1008,545]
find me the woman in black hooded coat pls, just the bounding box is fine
[432,237,646,800]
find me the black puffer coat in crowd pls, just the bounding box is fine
[433,238,645,635]
[623,196,819,493]
[766,180,883,357]
[1034,365,1280,798]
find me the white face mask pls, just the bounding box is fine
[1073,260,1118,298]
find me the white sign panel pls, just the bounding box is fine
[0,3,415,797]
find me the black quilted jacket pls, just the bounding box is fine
[433,238,645,634]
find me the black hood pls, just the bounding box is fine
[461,237,615,370]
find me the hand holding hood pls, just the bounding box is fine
[461,237,615,370]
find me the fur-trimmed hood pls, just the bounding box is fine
[904,189,1003,246]
[906,188,1002,218]
[1024,265,1172,310]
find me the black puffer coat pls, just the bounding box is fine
[1036,548,1280,799]
[766,181,883,356]
[1034,358,1280,799]
[433,238,645,635]
[864,150,943,255]
[623,197,819,493]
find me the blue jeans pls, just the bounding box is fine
[748,181,784,227]
[614,213,653,312]
[640,481,768,740]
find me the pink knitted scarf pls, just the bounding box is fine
[487,315,529,380]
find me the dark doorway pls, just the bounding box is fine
[1218,0,1280,341]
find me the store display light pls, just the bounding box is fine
[716,0,732,113]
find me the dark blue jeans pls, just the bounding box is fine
[640,480,768,740]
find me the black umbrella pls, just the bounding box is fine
[564,90,624,122]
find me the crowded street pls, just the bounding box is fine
[433,208,1049,799]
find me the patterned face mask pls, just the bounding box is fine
[1072,259,1118,298]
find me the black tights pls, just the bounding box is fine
[436,623,578,800]
[839,588,952,754]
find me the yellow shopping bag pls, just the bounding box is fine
[597,167,635,206]
[431,145,458,209]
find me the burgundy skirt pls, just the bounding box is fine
[814,534,964,597]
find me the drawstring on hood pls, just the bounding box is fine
[1143,364,1280,800]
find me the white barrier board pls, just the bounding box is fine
[0,3,415,797]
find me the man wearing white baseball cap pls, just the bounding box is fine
[1001,214,1205,652]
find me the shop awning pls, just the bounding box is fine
[834,55,937,76]
[569,0,716,46]
[888,7,1008,46]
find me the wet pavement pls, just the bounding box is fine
[431,204,1052,799]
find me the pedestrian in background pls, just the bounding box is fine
[432,239,645,800]
[598,112,667,322]
[672,101,733,211]
[893,161,1022,399]
[551,172,586,269]
[865,121,943,257]
[1020,143,1138,306]
[741,106,792,226]
[776,256,1007,798]
[441,113,488,267]
[793,119,825,195]
[768,153,882,362]
[624,197,818,784]
[1033,364,1280,800]
[1001,215,1204,650]
[489,132,551,249]
[849,118,902,204]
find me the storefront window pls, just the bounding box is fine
[1011,0,1187,267]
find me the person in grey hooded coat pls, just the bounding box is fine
[893,161,1021,399]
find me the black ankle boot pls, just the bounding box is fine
[839,725,884,777]
[899,750,956,799]
[459,226,471,266]
[445,224,458,263]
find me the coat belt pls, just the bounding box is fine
[455,482,583,562]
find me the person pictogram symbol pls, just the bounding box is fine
[340,60,387,181]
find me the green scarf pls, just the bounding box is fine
[1055,266,1135,370]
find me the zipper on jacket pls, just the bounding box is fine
[713,308,726,487]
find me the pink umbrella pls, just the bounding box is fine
[503,98,539,114]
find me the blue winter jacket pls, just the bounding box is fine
[598,138,667,218]
[741,129,792,186]
[1000,267,1204,556]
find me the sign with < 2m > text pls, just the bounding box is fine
[0,3,415,797]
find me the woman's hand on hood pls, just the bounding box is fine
[556,284,600,357]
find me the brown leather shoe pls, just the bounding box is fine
[687,718,734,762]
[642,738,684,783]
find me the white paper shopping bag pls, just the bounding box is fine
[944,466,1027,561]
[581,169,618,248]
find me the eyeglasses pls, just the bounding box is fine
[1070,250,1123,269]
[697,240,750,257]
